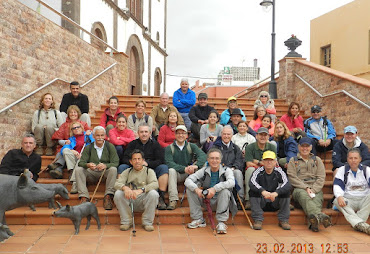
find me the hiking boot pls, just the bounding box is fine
[318,213,332,228]
[354,222,370,234]
[143,225,154,232]
[80,197,89,204]
[45,147,54,156]
[187,218,206,229]
[216,222,228,234]
[244,200,251,210]
[47,163,61,171]
[167,200,177,210]
[70,182,78,194]
[103,195,113,210]
[308,214,320,232]
[49,166,63,179]
[279,221,291,230]
[35,147,43,155]
[120,224,132,231]
[253,221,263,230]
[158,191,167,210]
[290,204,295,210]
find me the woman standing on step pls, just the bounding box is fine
[127,100,153,138]
[254,91,276,122]
[200,110,223,153]
[280,102,306,140]
[109,114,135,164]
[32,93,63,156]
[158,111,181,148]
[100,96,123,137]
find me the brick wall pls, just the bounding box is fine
[242,57,370,144]
[0,0,128,158]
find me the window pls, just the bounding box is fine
[321,45,331,67]
[129,0,142,23]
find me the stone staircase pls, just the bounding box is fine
[6,95,351,227]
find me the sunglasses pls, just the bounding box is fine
[312,111,320,114]
[71,126,81,130]
[260,95,268,98]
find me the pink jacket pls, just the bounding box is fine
[280,114,304,131]
[158,125,176,148]
[109,128,135,146]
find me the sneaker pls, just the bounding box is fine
[216,222,228,234]
[49,166,63,179]
[103,195,113,210]
[120,224,132,231]
[70,182,78,194]
[253,221,263,230]
[354,222,370,234]
[318,213,332,228]
[308,214,320,232]
[244,200,251,210]
[35,147,43,155]
[278,221,291,230]
[143,225,154,232]
[187,218,206,229]
[45,147,54,156]
[167,200,177,210]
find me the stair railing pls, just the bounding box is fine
[295,73,370,110]
[0,63,117,114]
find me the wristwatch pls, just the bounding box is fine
[141,187,145,193]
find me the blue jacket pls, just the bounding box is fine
[60,132,94,155]
[276,136,298,163]
[172,88,196,113]
[220,108,246,126]
[304,117,336,140]
[332,137,370,169]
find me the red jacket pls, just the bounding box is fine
[100,108,123,128]
[158,125,176,148]
[279,114,304,131]
[109,128,135,146]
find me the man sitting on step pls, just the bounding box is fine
[74,126,118,210]
[287,137,331,232]
[114,149,159,232]
[165,125,207,210]
[333,148,370,235]
[185,148,237,234]
[249,151,291,230]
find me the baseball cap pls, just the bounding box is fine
[344,126,357,134]
[230,108,243,116]
[175,125,187,132]
[227,96,237,102]
[257,127,269,134]
[198,93,208,99]
[299,137,312,146]
[262,151,276,160]
[311,105,322,113]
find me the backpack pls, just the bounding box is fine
[343,164,367,185]
[293,155,317,176]
[132,114,149,124]
[169,142,196,165]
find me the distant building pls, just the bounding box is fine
[310,0,370,81]
[217,59,260,86]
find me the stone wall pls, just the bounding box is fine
[0,0,128,158]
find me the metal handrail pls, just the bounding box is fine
[232,71,279,97]
[295,73,370,110]
[35,0,118,53]
[0,63,117,114]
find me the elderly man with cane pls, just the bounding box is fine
[185,148,237,234]
[114,149,159,232]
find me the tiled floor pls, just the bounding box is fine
[0,224,369,253]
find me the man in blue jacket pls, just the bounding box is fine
[304,105,337,155]
[332,125,370,177]
[172,78,196,130]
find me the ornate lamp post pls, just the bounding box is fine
[260,0,277,99]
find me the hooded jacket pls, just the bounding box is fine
[304,116,336,140]
[332,137,370,169]
[99,107,123,128]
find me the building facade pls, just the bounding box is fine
[310,0,370,81]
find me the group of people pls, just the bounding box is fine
[0,79,369,235]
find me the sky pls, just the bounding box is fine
[166,0,353,94]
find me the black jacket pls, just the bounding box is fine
[249,167,291,198]
[212,137,244,170]
[332,138,370,169]
[0,149,41,181]
[123,138,164,169]
[60,93,89,114]
[189,105,215,123]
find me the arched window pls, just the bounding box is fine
[154,68,162,96]
[90,22,107,51]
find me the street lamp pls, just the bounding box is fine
[260,0,277,99]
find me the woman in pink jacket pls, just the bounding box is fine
[279,102,306,140]
[100,96,124,136]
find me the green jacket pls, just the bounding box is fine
[165,141,207,174]
[79,142,119,169]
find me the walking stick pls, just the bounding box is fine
[90,166,107,202]
[130,198,137,237]
[236,193,253,229]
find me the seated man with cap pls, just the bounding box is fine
[220,96,246,126]
[249,151,291,230]
[332,125,370,177]
[304,105,337,155]
[188,92,215,141]
[287,137,331,232]
[227,108,256,136]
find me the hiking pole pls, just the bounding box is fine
[202,190,216,235]
[90,166,107,202]
[130,198,136,237]
[180,186,186,207]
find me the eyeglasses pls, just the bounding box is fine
[71,126,81,130]
[260,95,268,98]
[312,111,320,114]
